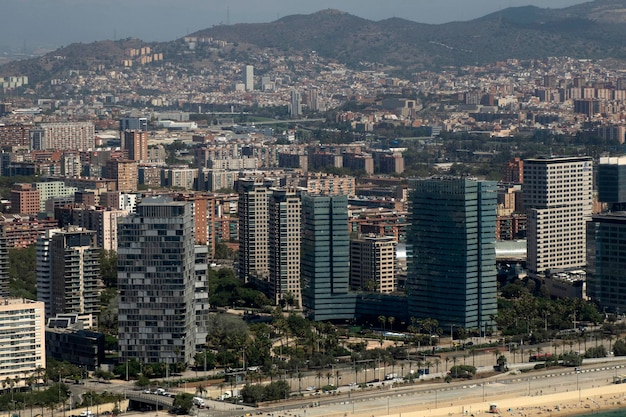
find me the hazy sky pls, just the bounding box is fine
[2,0,590,53]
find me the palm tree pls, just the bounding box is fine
[510,345,519,364]
[297,371,303,394]
[378,315,387,333]
[425,360,433,375]
[388,316,395,332]
[452,356,458,378]
[195,384,206,398]
[34,366,45,390]
[316,371,322,389]
[354,365,362,385]
[469,347,477,367]
[325,372,332,387]
[434,358,441,374]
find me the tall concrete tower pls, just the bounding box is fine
[244,65,254,91]
[523,156,593,277]
[268,189,302,308]
[36,226,101,324]
[117,197,196,364]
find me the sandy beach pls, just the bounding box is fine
[343,383,626,417]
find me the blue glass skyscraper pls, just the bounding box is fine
[300,194,355,321]
[407,177,497,330]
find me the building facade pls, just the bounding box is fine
[0,298,46,388]
[117,197,196,364]
[10,183,40,215]
[523,156,593,277]
[30,122,95,151]
[597,156,626,211]
[35,181,77,212]
[407,177,497,330]
[237,179,271,283]
[123,130,148,162]
[106,159,138,192]
[244,65,254,91]
[36,227,102,323]
[349,235,397,293]
[300,194,354,321]
[268,189,302,308]
[587,214,626,314]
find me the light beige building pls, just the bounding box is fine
[286,173,356,196]
[349,234,397,293]
[237,179,272,283]
[269,189,302,308]
[523,156,593,277]
[30,122,95,151]
[0,298,46,388]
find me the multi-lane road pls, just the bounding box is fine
[196,359,626,417]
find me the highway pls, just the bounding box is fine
[196,359,626,417]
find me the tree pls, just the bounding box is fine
[613,338,626,356]
[434,358,441,374]
[378,315,386,333]
[496,355,508,372]
[449,365,476,379]
[263,380,290,401]
[510,345,519,364]
[7,245,37,299]
[172,393,194,413]
[561,351,583,367]
[99,250,118,287]
[194,351,216,371]
[215,243,236,260]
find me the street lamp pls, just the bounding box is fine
[126,360,130,382]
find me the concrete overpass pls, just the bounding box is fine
[125,392,173,412]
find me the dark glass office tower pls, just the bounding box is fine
[588,156,626,314]
[300,194,355,321]
[407,177,497,330]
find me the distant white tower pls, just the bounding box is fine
[290,90,302,117]
[244,65,254,91]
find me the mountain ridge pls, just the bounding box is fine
[2,1,626,84]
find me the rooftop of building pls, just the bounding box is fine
[0,298,42,306]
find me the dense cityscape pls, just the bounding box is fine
[2,2,626,417]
